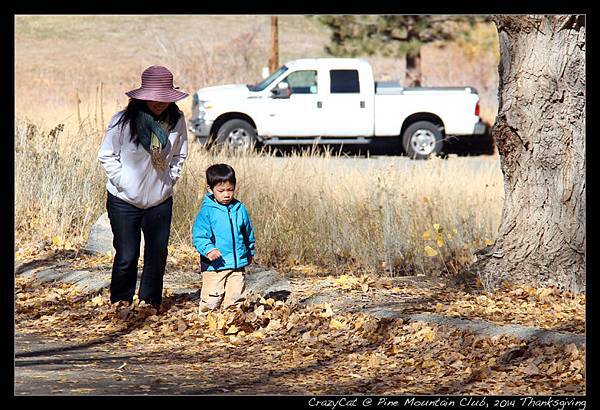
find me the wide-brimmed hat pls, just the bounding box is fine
[125,65,188,102]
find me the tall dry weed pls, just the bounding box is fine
[172,145,503,276]
[15,120,503,276]
[15,120,107,248]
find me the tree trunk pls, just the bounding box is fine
[405,51,422,87]
[475,15,585,293]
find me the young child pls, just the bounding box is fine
[192,163,255,314]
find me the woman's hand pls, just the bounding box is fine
[206,249,222,261]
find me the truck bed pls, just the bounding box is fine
[375,81,478,95]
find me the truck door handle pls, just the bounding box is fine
[317,101,322,108]
[360,101,365,108]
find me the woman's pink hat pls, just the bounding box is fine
[125,66,188,102]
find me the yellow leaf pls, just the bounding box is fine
[484,239,494,246]
[424,246,438,257]
[422,196,430,204]
[418,327,436,342]
[422,358,437,368]
[422,230,432,240]
[335,274,358,289]
[433,224,443,233]
[91,295,103,306]
[336,274,349,283]
[319,304,334,318]
[226,325,239,335]
[207,313,217,331]
[252,330,266,339]
[329,318,345,330]
[436,234,445,247]
[52,236,62,246]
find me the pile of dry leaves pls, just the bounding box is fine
[15,275,585,395]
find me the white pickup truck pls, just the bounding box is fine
[188,58,487,159]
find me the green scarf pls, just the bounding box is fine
[136,110,170,171]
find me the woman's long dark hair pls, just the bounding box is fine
[110,98,182,144]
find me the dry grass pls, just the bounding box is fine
[15,120,503,276]
[15,15,503,276]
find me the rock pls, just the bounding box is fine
[67,271,111,293]
[83,213,114,256]
[35,268,67,283]
[83,212,144,256]
[245,269,292,301]
[404,313,585,346]
[15,261,59,278]
[298,294,335,307]
[170,288,201,299]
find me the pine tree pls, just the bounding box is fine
[317,15,483,86]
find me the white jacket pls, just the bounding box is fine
[98,110,188,209]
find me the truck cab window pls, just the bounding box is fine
[278,70,318,95]
[330,69,360,93]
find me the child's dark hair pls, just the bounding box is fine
[206,163,236,189]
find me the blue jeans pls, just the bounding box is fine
[106,192,173,306]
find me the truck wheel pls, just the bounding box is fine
[215,119,258,152]
[402,121,444,160]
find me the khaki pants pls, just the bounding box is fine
[199,269,246,312]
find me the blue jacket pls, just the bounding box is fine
[192,193,255,271]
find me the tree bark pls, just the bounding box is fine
[405,51,422,87]
[475,15,585,292]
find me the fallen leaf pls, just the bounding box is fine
[329,318,345,330]
[424,246,438,257]
[523,362,540,375]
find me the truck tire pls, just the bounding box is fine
[215,119,258,152]
[402,121,444,160]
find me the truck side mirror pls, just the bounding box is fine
[271,82,291,99]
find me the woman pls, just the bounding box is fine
[98,65,188,310]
